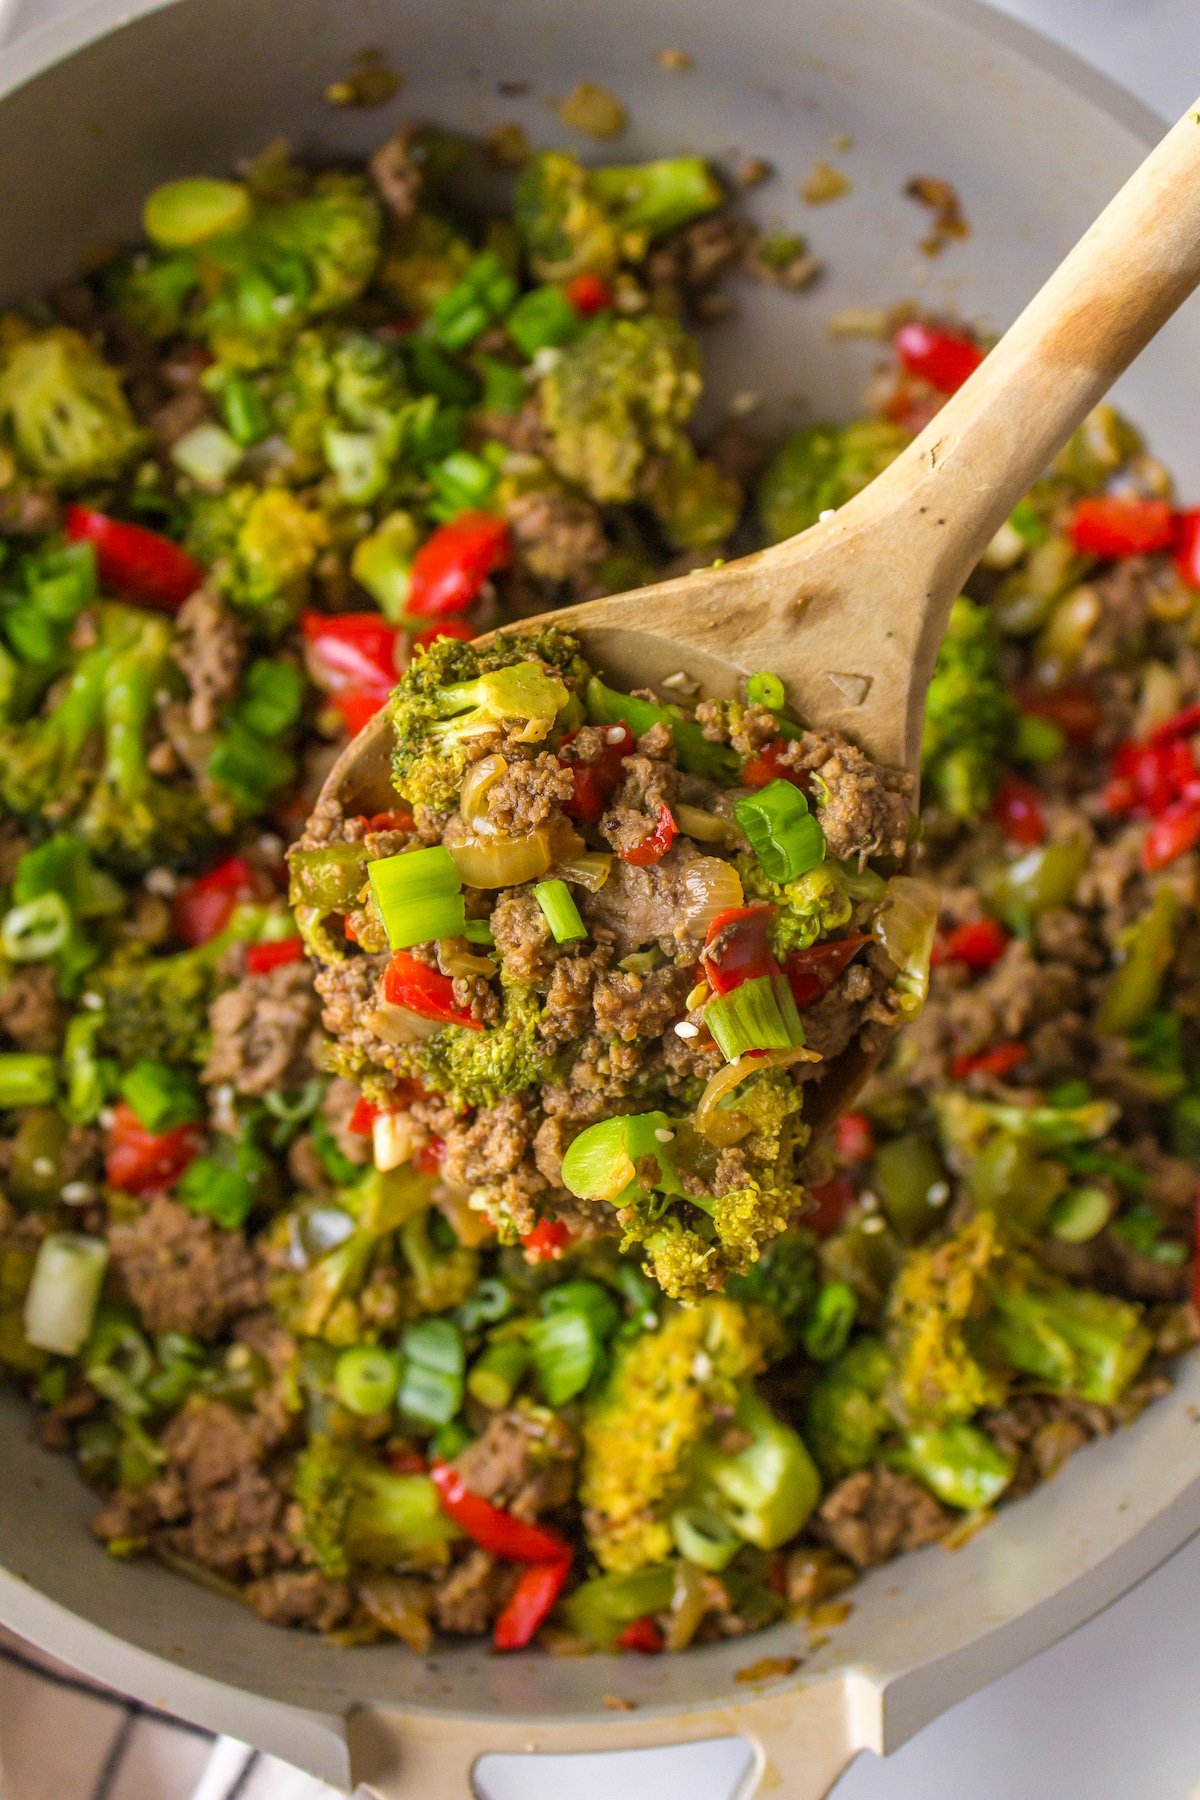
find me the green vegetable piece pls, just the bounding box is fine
[368,845,466,950]
[169,422,242,487]
[466,1338,529,1411]
[528,1307,602,1405]
[802,1281,858,1362]
[1097,885,1178,1036]
[143,177,252,248]
[922,597,1018,822]
[118,1060,203,1132]
[985,834,1090,932]
[506,284,583,358]
[0,1054,57,1108]
[804,1337,892,1478]
[0,324,143,489]
[351,511,418,621]
[1,892,71,963]
[293,1436,460,1577]
[735,779,825,883]
[873,1132,949,1242]
[670,1504,742,1572]
[746,672,785,711]
[398,1316,465,1427]
[532,879,587,944]
[758,419,906,541]
[1015,712,1066,765]
[689,1386,821,1550]
[1048,1185,1114,1243]
[584,674,738,783]
[560,1110,680,1204]
[335,1345,400,1416]
[23,1233,108,1357]
[560,1563,676,1648]
[704,973,805,1061]
[891,1422,1015,1511]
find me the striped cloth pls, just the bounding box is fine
[0,1628,341,1800]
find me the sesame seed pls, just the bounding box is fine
[605,725,627,745]
[32,1158,53,1178]
[654,1127,675,1143]
[818,508,836,522]
[860,1215,886,1235]
[692,1351,713,1381]
[81,992,103,1011]
[98,1106,116,1128]
[61,1182,93,1206]
[144,867,177,896]
[674,1020,700,1039]
[928,1181,951,1208]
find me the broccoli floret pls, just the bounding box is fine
[417,976,556,1112]
[515,150,723,282]
[0,605,212,870]
[579,1293,782,1571]
[804,1336,893,1479]
[977,1268,1152,1407]
[735,857,867,957]
[639,442,742,552]
[0,319,143,489]
[257,326,415,503]
[114,171,382,367]
[756,419,907,541]
[185,485,329,632]
[726,1227,820,1350]
[292,1434,460,1578]
[398,1209,480,1315]
[378,210,476,316]
[389,634,570,811]
[539,314,702,505]
[922,596,1019,822]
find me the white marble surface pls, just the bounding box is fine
[2,2,1200,1796]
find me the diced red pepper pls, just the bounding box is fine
[334,690,390,737]
[245,936,304,975]
[893,321,985,395]
[1069,496,1177,560]
[1105,738,1200,819]
[430,1460,573,1563]
[1142,797,1200,872]
[615,1615,665,1655]
[347,1097,379,1138]
[364,809,417,833]
[1174,510,1200,590]
[783,934,870,1009]
[950,1040,1028,1082]
[413,1135,445,1176]
[386,1447,428,1475]
[880,381,943,438]
[560,723,635,823]
[935,917,1010,972]
[619,802,678,867]
[1148,703,1200,748]
[493,1557,572,1652]
[834,1112,875,1164]
[991,775,1046,847]
[740,736,805,792]
[1014,682,1102,746]
[411,617,476,649]
[171,854,262,947]
[382,951,485,1030]
[65,505,205,610]
[564,271,615,316]
[521,1218,573,1264]
[702,906,779,997]
[806,1174,856,1239]
[408,514,511,618]
[105,1101,202,1195]
[301,611,400,697]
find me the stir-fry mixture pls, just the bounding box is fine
[0,124,1197,1657]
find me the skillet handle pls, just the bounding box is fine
[347,1673,864,1799]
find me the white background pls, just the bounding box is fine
[3,1,1200,1796]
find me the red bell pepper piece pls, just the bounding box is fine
[411,617,476,649]
[936,917,1010,972]
[493,1557,572,1652]
[347,1097,379,1138]
[893,321,984,395]
[521,1218,574,1264]
[245,936,304,975]
[560,723,635,823]
[834,1112,875,1164]
[301,611,400,697]
[386,1447,428,1475]
[619,802,678,867]
[615,1615,665,1655]
[65,505,205,610]
[881,381,943,438]
[382,951,485,1029]
[702,907,779,997]
[105,1101,202,1195]
[950,1040,1028,1082]
[1148,703,1200,748]
[1142,796,1200,872]
[334,690,390,737]
[1174,510,1200,589]
[991,775,1046,847]
[1014,683,1102,746]
[806,1174,856,1239]
[1068,496,1177,560]
[564,271,615,316]
[783,934,870,1009]
[413,1135,445,1176]
[1105,738,1200,818]
[408,513,511,617]
[171,854,262,947]
[430,1461,572,1563]
[740,736,806,792]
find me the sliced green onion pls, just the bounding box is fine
[26,542,96,621]
[262,1079,325,1126]
[369,846,466,950]
[62,1014,112,1124]
[398,1317,465,1426]
[734,780,826,883]
[528,1308,601,1406]
[405,337,478,406]
[1048,1184,1114,1243]
[208,725,295,808]
[462,919,496,947]
[746,672,785,711]
[533,879,587,944]
[23,1233,108,1356]
[670,1503,741,1572]
[237,658,306,738]
[432,1419,473,1460]
[428,449,497,522]
[0,1052,58,1108]
[429,251,519,352]
[560,1110,681,1204]
[118,1060,204,1133]
[143,176,251,248]
[802,1281,858,1361]
[474,354,527,417]
[704,973,805,1061]
[177,1159,255,1230]
[466,1338,529,1410]
[83,1309,155,1413]
[335,1344,400,1416]
[219,371,270,446]
[1015,712,1066,764]
[170,423,243,488]
[1,892,71,962]
[456,1277,512,1330]
[505,284,582,358]
[540,1279,622,1338]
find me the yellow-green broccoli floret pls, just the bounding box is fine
[292,1434,460,1578]
[417,976,557,1112]
[0,320,143,489]
[515,150,724,282]
[398,1209,480,1316]
[922,596,1019,822]
[756,418,907,542]
[539,314,702,505]
[736,857,870,957]
[185,485,329,632]
[257,325,414,502]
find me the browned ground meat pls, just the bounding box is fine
[505,486,608,589]
[489,887,557,984]
[321,1075,371,1168]
[172,589,245,734]
[442,1094,535,1190]
[485,752,575,835]
[981,1394,1108,1500]
[246,1570,354,1632]
[775,732,913,862]
[451,1405,578,1519]
[815,1466,952,1568]
[540,948,608,1049]
[580,844,724,955]
[600,751,681,858]
[203,959,323,1097]
[108,1196,264,1341]
[313,954,401,1079]
[592,963,693,1042]
[434,1547,517,1635]
[0,964,65,1051]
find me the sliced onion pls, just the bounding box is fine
[678,856,744,937]
[459,754,508,827]
[694,1044,818,1146]
[445,818,552,888]
[364,999,443,1045]
[23,1233,108,1356]
[550,849,612,891]
[373,1110,419,1172]
[358,1573,434,1652]
[438,937,497,980]
[674,804,730,845]
[872,875,939,1018]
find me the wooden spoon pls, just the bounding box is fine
[320,99,1200,1120]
